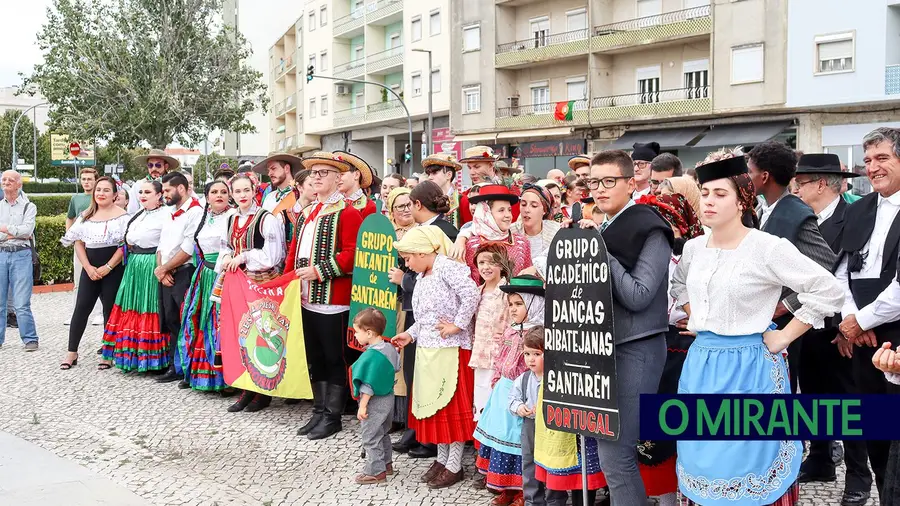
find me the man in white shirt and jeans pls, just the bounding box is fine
[154,172,202,383]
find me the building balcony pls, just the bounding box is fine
[275,51,296,80]
[274,94,297,118]
[335,105,367,127]
[334,59,366,80]
[334,100,405,127]
[334,9,365,37]
[495,87,710,130]
[334,0,403,37]
[592,6,711,53]
[367,46,404,75]
[887,65,900,95]
[495,29,590,69]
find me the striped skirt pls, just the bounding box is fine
[408,348,476,444]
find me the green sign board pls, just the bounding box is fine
[349,213,399,349]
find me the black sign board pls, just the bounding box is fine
[543,227,619,440]
[515,139,586,159]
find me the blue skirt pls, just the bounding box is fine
[676,331,801,506]
[474,376,523,455]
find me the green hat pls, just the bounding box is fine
[500,274,545,297]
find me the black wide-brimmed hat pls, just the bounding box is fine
[500,274,545,297]
[696,156,748,185]
[796,153,860,178]
[468,184,519,205]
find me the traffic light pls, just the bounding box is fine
[404,144,412,162]
[306,65,314,82]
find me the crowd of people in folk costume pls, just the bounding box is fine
[53,126,900,506]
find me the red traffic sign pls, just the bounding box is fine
[69,142,81,157]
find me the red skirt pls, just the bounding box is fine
[640,456,678,496]
[408,348,476,444]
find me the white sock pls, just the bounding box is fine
[436,443,448,465]
[445,441,465,473]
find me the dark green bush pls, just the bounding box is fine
[24,182,81,193]
[31,195,74,217]
[35,214,73,284]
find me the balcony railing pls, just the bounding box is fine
[334,100,404,127]
[334,58,366,79]
[335,105,367,127]
[368,0,403,23]
[275,51,296,78]
[592,6,711,50]
[887,65,900,95]
[274,94,297,117]
[498,99,589,118]
[334,0,403,35]
[367,45,404,73]
[498,28,590,55]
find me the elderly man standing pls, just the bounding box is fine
[129,149,180,214]
[0,170,38,351]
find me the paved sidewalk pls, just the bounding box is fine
[0,431,150,506]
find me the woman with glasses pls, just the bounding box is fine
[511,183,561,260]
[286,152,363,441]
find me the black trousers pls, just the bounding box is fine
[302,309,349,386]
[68,247,124,353]
[402,312,416,395]
[158,264,195,366]
[799,328,872,493]
[852,339,895,494]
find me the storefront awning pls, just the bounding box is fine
[693,121,792,148]
[607,127,708,149]
[452,133,498,143]
[496,127,574,140]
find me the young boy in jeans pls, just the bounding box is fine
[509,327,545,505]
[350,308,401,484]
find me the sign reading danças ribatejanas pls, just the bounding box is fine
[348,214,399,350]
[543,228,619,440]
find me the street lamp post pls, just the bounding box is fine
[412,49,434,154]
[11,101,49,174]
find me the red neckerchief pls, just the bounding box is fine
[172,198,200,220]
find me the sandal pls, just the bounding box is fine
[60,359,78,370]
[97,363,112,371]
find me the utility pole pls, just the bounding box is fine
[412,48,434,154]
[11,102,48,172]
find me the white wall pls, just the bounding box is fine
[786,0,889,107]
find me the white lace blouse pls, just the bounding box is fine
[196,208,235,261]
[123,207,168,248]
[670,229,843,335]
[60,214,130,249]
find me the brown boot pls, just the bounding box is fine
[427,468,464,489]
[509,492,525,506]
[490,490,515,506]
[420,461,445,483]
[354,472,387,485]
[386,463,395,475]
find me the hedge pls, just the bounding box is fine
[24,182,81,194]
[35,214,73,284]
[31,195,74,217]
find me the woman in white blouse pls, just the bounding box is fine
[670,156,844,506]
[510,183,560,261]
[60,177,131,370]
[176,180,235,392]
[100,181,170,372]
[216,175,285,413]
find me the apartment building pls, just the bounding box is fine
[449,0,803,174]
[268,0,453,177]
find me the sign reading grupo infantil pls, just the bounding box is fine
[349,213,399,349]
[543,227,619,440]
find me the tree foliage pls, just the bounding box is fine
[194,152,238,182]
[0,110,58,177]
[22,0,269,149]
[95,145,151,182]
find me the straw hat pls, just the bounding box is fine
[333,150,374,189]
[134,148,180,172]
[567,154,591,171]
[300,151,353,173]
[459,145,498,163]
[494,160,522,174]
[422,152,462,173]
[251,152,304,176]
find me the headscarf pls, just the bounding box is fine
[521,183,553,220]
[636,193,704,240]
[665,176,701,219]
[515,292,546,330]
[386,187,412,229]
[472,201,511,242]
[394,225,453,256]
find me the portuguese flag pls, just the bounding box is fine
[219,270,312,399]
[554,100,575,121]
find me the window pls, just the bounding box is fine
[320,51,328,71]
[308,54,316,71]
[431,69,441,93]
[566,8,587,35]
[530,81,550,113]
[530,17,550,49]
[309,98,317,118]
[320,6,327,26]
[683,59,709,98]
[411,17,422,42]
[308,11,316,31]
[390,33,402,55]
[636,65,661,103]
[731,43,765,84]
[430,10,441,36]
[321,95,328,115]
[390,84,401,101]
[637,0,661,27]
[463,85,481,114]
[463,24,481,52]
[354,91,364,108]
[566,76,586,109]
[816,32,854,74]
[412,73,423,97]
[354,46,364,61]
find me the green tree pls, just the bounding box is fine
[22,0,269,149]
[96,145,151,182]
[0,110,40,171]
[194,152,238,182]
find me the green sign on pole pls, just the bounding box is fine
[349,213,399,349]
